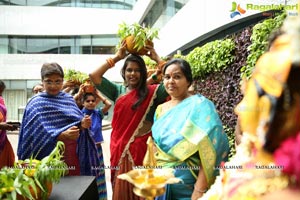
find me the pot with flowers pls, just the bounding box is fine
[117,22,159,55]
[0,141,68,200]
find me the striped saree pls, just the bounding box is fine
[18,92,101,178]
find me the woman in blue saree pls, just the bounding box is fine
[152,58,229,200]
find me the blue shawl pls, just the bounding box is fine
[18,92,100,176]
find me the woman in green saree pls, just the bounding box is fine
[152,58,229,200]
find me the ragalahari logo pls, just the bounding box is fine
[230,2,246,18]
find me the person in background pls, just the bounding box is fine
[89,41,169,200]
[17,63,100,181]
[150,58,229,200]
[32,83,44,94]
[81,90,112,199]
[0,80,18,169]
[200,16,300,200]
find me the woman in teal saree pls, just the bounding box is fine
[152,58,229,200]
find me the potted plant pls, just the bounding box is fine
[83,79,95,94]
[0,142,68,200]
[63,69,89,88]
[117,22,159,55]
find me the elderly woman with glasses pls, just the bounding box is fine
[18,63,108,198]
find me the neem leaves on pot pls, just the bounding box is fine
[117,22,159,55]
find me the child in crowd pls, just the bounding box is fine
[81,89,112,199]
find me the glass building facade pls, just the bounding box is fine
[0,0,189,55]
[0,35,118,54]
[0,0,136,9]
[0,0,191,120]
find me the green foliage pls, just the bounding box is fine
[192,11,285,158]
[0,142,67,200]
[186,39,235,78]
[143,56,157,69]
[223,126,236,158]
[172,53,186,59]
[117,22,159,51]
[241,11,286,79]
[64,69,89,84]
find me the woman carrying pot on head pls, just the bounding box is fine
[89,41,169,200]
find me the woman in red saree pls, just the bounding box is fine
[89,43,168,200]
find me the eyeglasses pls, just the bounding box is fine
[85,100,95,103]
[43,80,63,86]
[125,68,141,73]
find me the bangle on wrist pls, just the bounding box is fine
[106,57,115,68]
[151,73,158,81]
[194,185,207,193]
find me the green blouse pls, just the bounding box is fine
[94,77,168,122]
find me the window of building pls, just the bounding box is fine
[0,0,137,9]
[142,0,190,28]
[2,35,117,54]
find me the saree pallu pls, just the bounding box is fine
[152,94,229,199]
[96,144,107,200]
[18,92,100,180]
[82,108,107,199]
[110,85,158,200]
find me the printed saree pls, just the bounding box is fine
[152,94,229,199]
[110,85,158,182]
[18,92,100,177]
[110,85,159,200]
[94,77,168,200]
[82,107,107,199]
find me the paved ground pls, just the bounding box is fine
[7,121,113,200]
